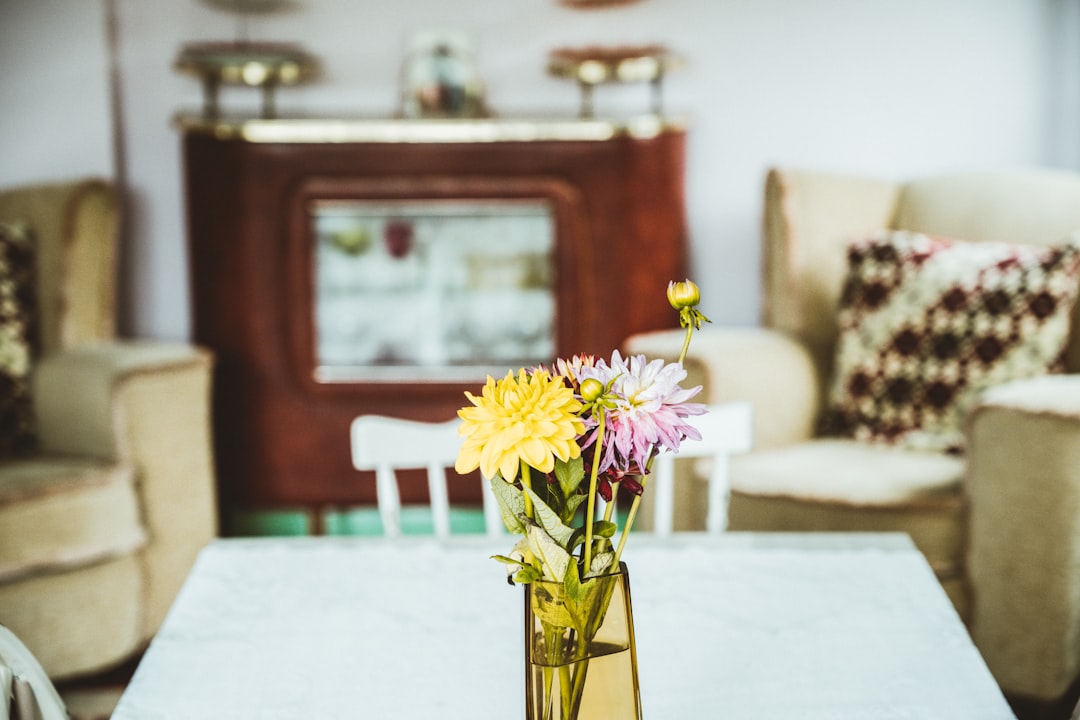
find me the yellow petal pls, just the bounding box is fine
[455,444,481,474]
[498,449,520,484]
[519,437,553,473]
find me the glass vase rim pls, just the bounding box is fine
[526,561,629,592]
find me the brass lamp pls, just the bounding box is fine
[175,0,319,119]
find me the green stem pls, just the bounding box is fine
[521,461,534,519]
[612,477,646,569]
[567,658,590,720]
[583,412,605,573]
[542,625,560,720]
[612,453,656,568]
[602,489,617,523]
[677,316,694,365]
[567,571,620,719]
[559,658,573,719]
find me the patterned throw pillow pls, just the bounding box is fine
[823,230,1080,453]
[0,222,39,458]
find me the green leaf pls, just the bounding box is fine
[554,456,585,500]
[525,523,572,582]
[524,487,575,548]
[567,527,585,552]
[592,520,617,538]
[563,571,606,636]
[567,520,617,553]
[561,492,588,525]
[489,477,526,534]
[514,565,543,584]
[491,554,526,568]
[529,581,575,630]
[533,480,565,518]
[563,558,588,603]
[587,552,615,578]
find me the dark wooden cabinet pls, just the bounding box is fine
[179,116,688,530]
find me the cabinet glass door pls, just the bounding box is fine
[312,199,556,382]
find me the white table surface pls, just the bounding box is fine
[111,533,1016,720]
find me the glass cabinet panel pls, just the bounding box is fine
[312,199,556,382]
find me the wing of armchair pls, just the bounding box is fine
[625,166,1080,705]
[0,179,216,680]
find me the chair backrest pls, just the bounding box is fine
[763,167,1080,383]
[0,624,68,720]
[349,415,503,539]
[648,402,753,536]
[0,178,118,356]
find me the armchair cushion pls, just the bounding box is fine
[824,230,1080,452]
[0,222,38,458]
[0,458,146,583]
[728,439,968,612]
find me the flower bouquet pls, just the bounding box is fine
[454,281,709,720]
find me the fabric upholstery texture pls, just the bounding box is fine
[0,458,145,582]
[624,166,1080,703]
[965,375,1080,700]
[0,555,144,677]
[0,179,217,681]
[727,439,968,612]
[825,231,1080,452]
[0,222,38,458]
[0,181,116,355]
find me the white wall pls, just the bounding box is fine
[1050,0,1080,170]
[0,0,113,186]
[3,0,1075,340]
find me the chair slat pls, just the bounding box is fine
[647,403,753,535]
[427,461,452,540]
[351,415,502,539]
[374,462,402,538]
[651,454,676,537]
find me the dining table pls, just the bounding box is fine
[110,532,1016,719]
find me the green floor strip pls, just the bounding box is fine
[230,506,630,537]
[325,506,491,536]
[230,509,311,537]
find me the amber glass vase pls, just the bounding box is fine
[524,563,642,720]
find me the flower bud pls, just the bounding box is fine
[580,378,604,403]
[667,279,701,310]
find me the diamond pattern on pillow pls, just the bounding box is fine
[823,230,1080,453]
[0,222,39,458]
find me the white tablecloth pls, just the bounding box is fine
[112,533,1015,719]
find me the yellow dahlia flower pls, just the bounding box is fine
[455,368,585,482]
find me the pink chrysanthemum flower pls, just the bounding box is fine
[579,351,705,473]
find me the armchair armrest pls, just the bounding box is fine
[32,340,218,634]
[965,374,1080,701]
[33,341,210,459]
[624,326,821,449]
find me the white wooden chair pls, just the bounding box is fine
[647,402,753,536]
[0,625,68,720]
[349,415,504,539]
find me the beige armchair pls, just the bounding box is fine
[626,167,1080,705]
[0,179,217,681]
